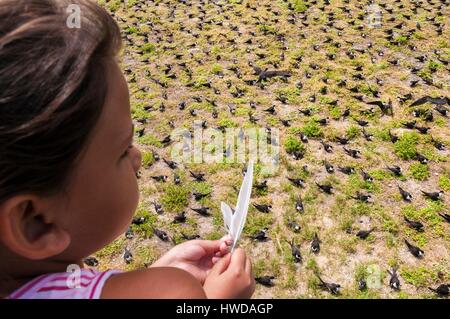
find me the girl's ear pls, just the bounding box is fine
[0,195,70,260]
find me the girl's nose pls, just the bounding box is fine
[131,146,142,172]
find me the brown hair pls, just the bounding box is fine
[0,0,122,203]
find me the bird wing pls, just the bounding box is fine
[430,96,450,105]
[221,202,233,234]
[366,100,383,107]
[409,96,430,107]
[230,160,254,252]
[265,70,291,78]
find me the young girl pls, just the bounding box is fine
[0,0,255,299]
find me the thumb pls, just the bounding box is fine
[209,253,231,276]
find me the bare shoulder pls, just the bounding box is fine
[101,267,206,299]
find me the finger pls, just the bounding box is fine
[209,253,231,276]
[193,239,223,256]
[229,248,246,271]
[219,241,230,256]
[211,256,222,264]
[205,235,233,252]
[220,234,233,245]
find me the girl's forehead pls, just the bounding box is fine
[91,62,131,149]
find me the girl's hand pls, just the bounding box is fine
[203,248,255,299]
[150,236,232,284]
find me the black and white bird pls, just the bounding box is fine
[351,192,371,202]
[398,185,413,201]
[431,136,445,150]
[132,216,145,225]
[123,247,133,264]
[324,161,334,173]
[439,213,450,223]
[414,153,428,164]
[356,228,374,239]
[358,279,367,291]
[264,105,276,114]
[388,268,401,290]
[151,175,168,182]
[404,217,424,231]
[415,126,430,135]
[255,276,275,287]
[295,198,304,213]
[361,170,373,182]
[181,233,200,240]
[153,228,169,241]
[402,120,416,129]
[311,233,321,253]
[160,135,171,145]
[343,147,361,158]
[191,207,211,216]
[428,284,449,297]
[316,182,333,194]
[421,190,444,201]
[299,108,312,116]
[317,275,341,295]
[405,240,424,258]
[287,220,301,233]
[356,119,369,127]
[193,192,211,201]
[287,177,305,188]
[366,99,393,115]
[190,171,206,181]
[321,140,333,153]
[125,226,134,239]
[153,201,164,214]
[253,203,272,213]
[435,105,448,117]
[299,133,309,143]
[83,257,99,267]
[288,239,302,263]
[338,166,355,175]
[173,211,186,223]
[362,128,373,141]
[335,136,349,145]
[251,228,269,242]
[163,158,177,169]
[387,165,402,176]
[388,130,399,143]
[254,180,268,191]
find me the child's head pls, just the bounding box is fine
[0,0,141,270]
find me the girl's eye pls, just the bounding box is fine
[121,145,133,158]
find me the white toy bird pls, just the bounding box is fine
[221,161,254,253]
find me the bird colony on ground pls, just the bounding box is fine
[89,0,449,298]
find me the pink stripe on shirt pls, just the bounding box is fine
[9,274,48,299]
[7,269,122,299]
[89,271,109,299]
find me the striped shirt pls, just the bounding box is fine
[7,268,122,299]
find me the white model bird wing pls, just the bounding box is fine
[230,160,254,252]
[220,201,233,234]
